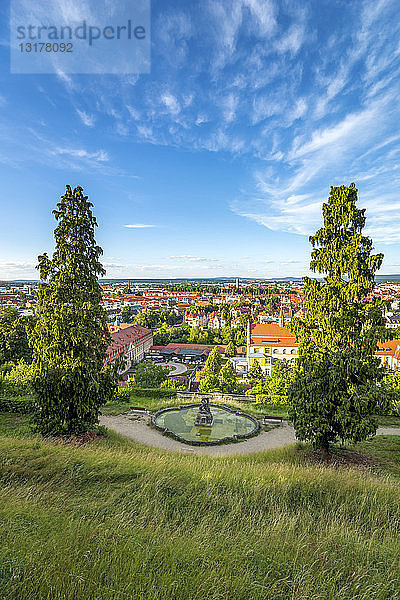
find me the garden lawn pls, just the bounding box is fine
[1,413,400,599]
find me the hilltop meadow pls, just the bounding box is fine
[1,411,400,600]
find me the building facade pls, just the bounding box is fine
[105,324,153,369]
[247,321,298,377]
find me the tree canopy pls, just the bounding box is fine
[132,360,169,388]
[289,183,390,453]
[30,185,116,434]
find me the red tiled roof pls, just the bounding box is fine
[250,323,298,347]
[376,339,400,357]
[106,325,152,357]
[165,343,226,353]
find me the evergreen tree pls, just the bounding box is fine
[197,347,222,391]
[121,305,134,322]
[289,183,390,454]
[225,341,236,357]
[248,358,263,385]
[198,372,220,392]
[219,359,241,393]
[30,185,116,434]
[201,347,222,376]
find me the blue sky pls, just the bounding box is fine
[1,0,400,280]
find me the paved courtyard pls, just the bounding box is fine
[159,361,188,376]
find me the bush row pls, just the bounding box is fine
[114,387,177,402]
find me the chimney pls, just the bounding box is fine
[279,308,284,328]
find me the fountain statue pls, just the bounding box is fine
[194,397,213,427]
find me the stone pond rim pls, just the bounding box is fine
[151,403,260,446]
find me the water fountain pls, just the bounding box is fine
[152,397,259,445]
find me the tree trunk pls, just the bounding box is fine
[318,434,330,460]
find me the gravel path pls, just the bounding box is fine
[100,415,400,456]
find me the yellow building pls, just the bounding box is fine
[247,319,400,376]
[247,315,298,376]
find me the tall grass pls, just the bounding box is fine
[0,413,399,599]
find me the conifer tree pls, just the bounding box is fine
[248,358,263,385]
[219,359,241,393]
[197,347,222,392]
[197,347,222,379]
[30,186,116,434]
[225,341,236,357]
[289,183,389,455]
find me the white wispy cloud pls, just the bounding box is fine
[168,255,219,262]
[76,109,95,127]
[54,147,109,162]
[161,93,181,115]
[124,224,157,229]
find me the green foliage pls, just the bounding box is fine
[153,323,190,345]
[121,305,134,322]
[203,347,222,375]
[153,321,247,347]
[379,369,400,416]
[197,349,242,394]
[0,394,34,413]
[115,386,131,402]
[0,362,15,378]
[113,386,177,402]
[248,360,294,406]
[198,373,220,392]
[130,387,177,398]
[248,359,263,385]
[0,360,34,397]
[134,309,160,329]
[197,347,223,391]
[160,378,186,391]
[132,361,169,388]
[264,295,280,311]
[0,307,34,364]
[29,185,117,435]
[219,359,241,393]
[268,360,295,404]
[289,184,389,451]
[224,340,236,357]
[134,308,182,330]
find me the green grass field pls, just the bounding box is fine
[1,411,400,599]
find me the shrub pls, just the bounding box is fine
[111,386,177,404]
[115,387,131,402]
[132,387,177,399]
[160,379,186,391]
[0,360,34,397]
[0,394,34,414]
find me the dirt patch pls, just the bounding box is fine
[46,430,103,446]
[304,447,378,470]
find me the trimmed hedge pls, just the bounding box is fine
[114,387,177,402]
[133,387,177,398]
